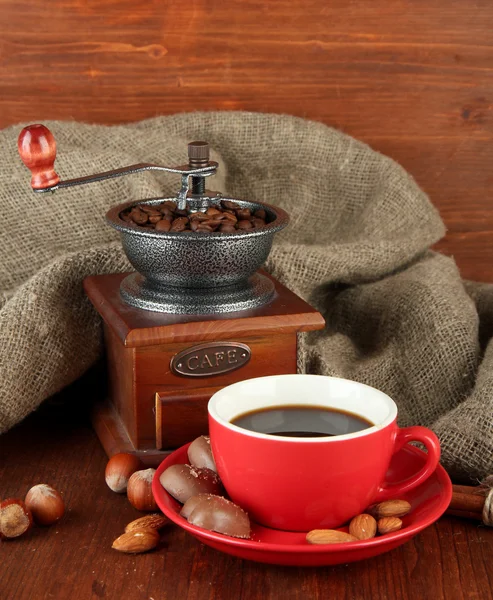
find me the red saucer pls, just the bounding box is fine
[152,443,452,566]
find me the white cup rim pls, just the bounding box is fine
[208,374,397,443]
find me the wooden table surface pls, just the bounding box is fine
[0,369,492,600]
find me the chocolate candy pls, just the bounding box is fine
[159,464,223,504]
[180,494,251,539]
[187,436,217,472]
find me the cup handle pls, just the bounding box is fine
[374,426,441,502]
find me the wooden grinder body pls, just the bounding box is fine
[85,272,325,466]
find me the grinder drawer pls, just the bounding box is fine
[155,387,220,450]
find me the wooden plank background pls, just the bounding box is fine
[1,0,493,280]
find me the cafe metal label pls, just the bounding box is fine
[170,342,251,377]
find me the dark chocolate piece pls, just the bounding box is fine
[180,494,251,539]
[187,436,217,472]
[159,464,223,504]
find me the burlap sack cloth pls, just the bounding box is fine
[1,112,491,482]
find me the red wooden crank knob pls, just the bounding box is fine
[18,124,60,190]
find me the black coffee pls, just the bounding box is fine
[231,405,373,438]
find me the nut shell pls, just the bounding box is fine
[377,517,403,535]
[0,499,33,539]
[25,484,65,526]
[306,530,358,545]
[159,464,223,504]
[187,436,217,472]
[127,469,158,512]
[349,513,377,540]
[112,528,160,554]
[105,453,144,494]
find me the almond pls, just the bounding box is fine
[112,528,160,554]
[377,517,403,535]
[125,514,168,533]
[369,499,411,519]
[306,529,358,545]
[349,513,377,540]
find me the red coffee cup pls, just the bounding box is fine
[208,374,440,532]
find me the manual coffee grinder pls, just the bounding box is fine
[18,124,325,465]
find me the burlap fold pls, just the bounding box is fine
[1,112,491,481]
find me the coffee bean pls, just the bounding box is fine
[170,217,189,231]
[221,200,241,211]
[155,219,171,232]
[237,220,253,230]
[236,208,251,221]
[189,212,209,222]
[219,223,237,233]
[202,220,222,230]
[130,208,148,225]
[121,202,270,233]
[160,201,177,212]
[159,207,174,218]
[206,207,223,218]
[139,205,162,216]
[222,212,238,223]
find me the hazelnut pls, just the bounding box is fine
[105,453,144,494]
[0,499,33,539]
[127,469,159,512]
[25,484,65,526]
